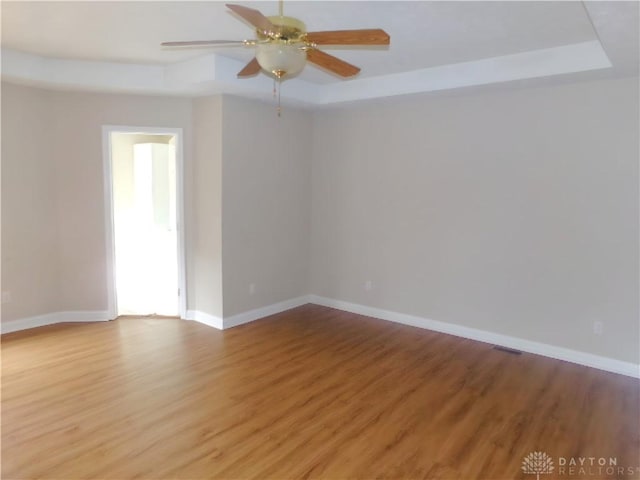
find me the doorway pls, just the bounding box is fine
[103,126,186,319]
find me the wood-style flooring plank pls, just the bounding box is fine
[2,304,639,479]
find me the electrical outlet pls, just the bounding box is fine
[365,280,373,291]
[1,291,11,304]
[249,283,256,295]
[593,321,603,335]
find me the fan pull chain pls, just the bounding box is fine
[272,75,283,117]
[277,78,282,117]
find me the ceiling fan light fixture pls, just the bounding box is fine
[163,4,391,82]
[256,43,306,79]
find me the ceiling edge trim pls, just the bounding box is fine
[1,41,612,104]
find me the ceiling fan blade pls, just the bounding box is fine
[161,40,245,47]
[237,57,261,77]
[307,49,361,77]
[226,4,274,33]
[306,29,390,46]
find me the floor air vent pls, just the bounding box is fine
[493,345,523,355]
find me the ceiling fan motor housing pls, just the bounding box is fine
[260,15,306,42]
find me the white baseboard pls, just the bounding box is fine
[223,296,311,329]
[1,297,310,335]
[185,310,223,330]
[5,297,636,379]
[1,310,112,334]
[307,295,640,379]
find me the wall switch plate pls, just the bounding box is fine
[249,283,256,295]
[365,280,373,291]
[1,291,11,304]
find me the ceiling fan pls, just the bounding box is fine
[161,2,391,80]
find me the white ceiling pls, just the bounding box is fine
[1,1,638,102]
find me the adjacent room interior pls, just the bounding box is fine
[1,1,639,479]
[109,130,181,318]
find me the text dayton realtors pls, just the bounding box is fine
[557,457,640,477]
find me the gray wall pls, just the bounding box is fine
[1,83,195,320]
[310,77,639,364]
[1,85,312,323]
[1,83,60,319]
[2,78,638,366]
[191,96,224,318]
[221,96,312,317]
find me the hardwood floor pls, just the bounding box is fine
[2,304,639,479]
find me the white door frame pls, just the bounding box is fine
[102,125,187,320]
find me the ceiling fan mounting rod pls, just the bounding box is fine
[279,0,284,17]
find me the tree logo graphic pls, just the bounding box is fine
[522,451,554,480]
